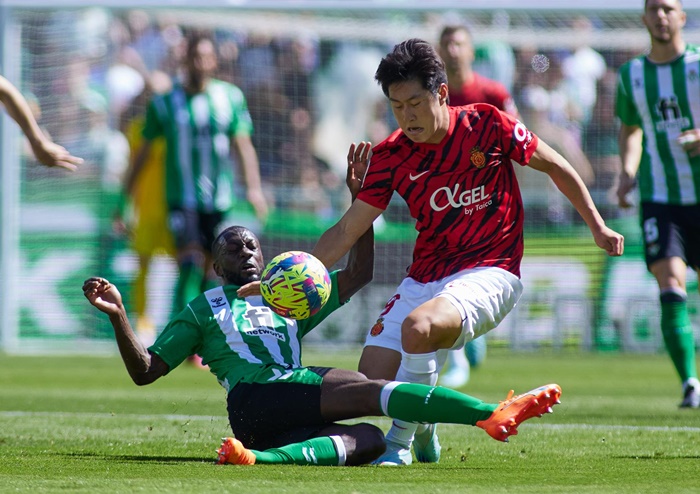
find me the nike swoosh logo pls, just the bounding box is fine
[409,170,430,181]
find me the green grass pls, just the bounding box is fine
[1,350,699,493]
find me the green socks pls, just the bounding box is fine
[381,382,496,425]
[660,290,697,383]
[251,436,343,466]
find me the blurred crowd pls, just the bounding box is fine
[18,8,646,225]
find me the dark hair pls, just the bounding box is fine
[374,38,448,97]
[439,24,472,44]
[186,32,215,59]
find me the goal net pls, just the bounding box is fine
[2,1,698,353]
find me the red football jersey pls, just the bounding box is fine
[357,104,538,282]
[448,72,518,116]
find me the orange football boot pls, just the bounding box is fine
[476,384,562,442]
[216,437,256,465]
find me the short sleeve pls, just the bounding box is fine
[148,307,202,372]
[615,66,641,126]
[492,106,539,165]
[229,86,254,137]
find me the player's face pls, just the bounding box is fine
[187,39,218,81]
[643,0,686,43]
[214,230,265,286]
[387,79,450,145]
[439,30,474,72]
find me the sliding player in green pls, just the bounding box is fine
[616,0,700,408]
[84,157,561,466]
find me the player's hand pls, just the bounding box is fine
[616,171,637,208]
[593,227,624,257]
[347,141,371,201]
[30,138,83,171]
[678,130,700,157]
[247,187,269,223]
[237,281,261,298]
[82,277,123,316]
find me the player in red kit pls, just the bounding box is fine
[309,39,624,466]
[438,24,521,388]
[439,24,519,117]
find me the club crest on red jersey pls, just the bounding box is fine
[470,147,486,168]
[369,318,385,337]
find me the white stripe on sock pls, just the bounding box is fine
[379,381,402,416]
[329,435,346,466]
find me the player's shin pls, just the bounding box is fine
[660,289,698,382]
[384,351,440,447]
[380,381,495,425]
[253,436,345,466]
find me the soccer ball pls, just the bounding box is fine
[260,251,332,320]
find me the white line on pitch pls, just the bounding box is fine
[1,411,699,432]
[0,411,225,422]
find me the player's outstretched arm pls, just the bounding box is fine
[312,142,381,269]
[233,134,269,222]
[82,277,168,385]
[528,139,624,257]
[0,75,82,171]
[336,142,374,302]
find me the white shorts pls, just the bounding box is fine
[364,266,523,353]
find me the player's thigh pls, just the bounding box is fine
[168,208,200,251]
[320,368,386,420]
[436,266,523,350]
[361,278,426,356]
[680,204,700,271]
[642,203,699,290]
[641,203,688,267]
[649,256,688,291]
[227,370,330,450]
[358,345,401,379]
[400,296,463,353]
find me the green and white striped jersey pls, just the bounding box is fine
[149,271,343,394]
[616,45,700,205]
[142,79,254,212]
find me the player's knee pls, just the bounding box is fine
[660,289,687,304]
[401,314,432,353]
[344,423,386,466]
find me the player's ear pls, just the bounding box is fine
[213,261,223,277]
[438,83,449,105]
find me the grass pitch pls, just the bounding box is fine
[1,349,699,493]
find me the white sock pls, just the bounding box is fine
[385,351,439,448]
[446,347,469,371]
[684,377,700,389]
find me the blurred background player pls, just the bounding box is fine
[439,24,520,118]
[0,74,82,171]
[116,71,175,345]
[616,0,700,408]
[123,33,269,354]
[436,24,521,389]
